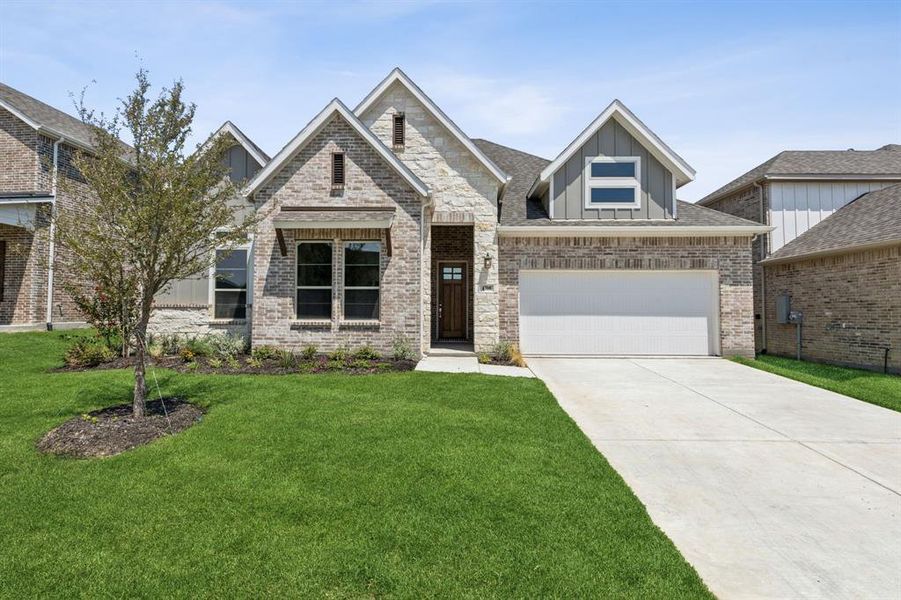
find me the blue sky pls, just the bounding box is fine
[1,0,899,200]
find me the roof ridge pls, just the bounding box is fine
[472,138,550,162]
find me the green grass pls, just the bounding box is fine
[733,354,901,413]
[0,331,709,598]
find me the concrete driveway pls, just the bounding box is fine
[529,357,901,599]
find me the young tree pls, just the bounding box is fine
[56,69,257,417]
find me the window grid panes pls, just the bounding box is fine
[214,249,248,319]
[344,242,380,320]
[442,266,463,281]
[297,242,333,319]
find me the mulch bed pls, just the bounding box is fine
[37,399,203,458]
[57,355,417,375]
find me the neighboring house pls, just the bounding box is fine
[761,184,901,373]
[0,82,100,331]
[2,70,770,359]
[697,146,901,370]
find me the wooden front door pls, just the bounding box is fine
[439,263,466,339]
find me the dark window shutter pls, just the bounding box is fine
[393,114,405,148]
[332,152,345,186]
[0,240,5,302]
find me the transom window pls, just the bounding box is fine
[585,156,641,209]
[214,248,248,319]
[296,242,333,319]
[344,242,380,320]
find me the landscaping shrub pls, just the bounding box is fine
[301,344,318,360]
[350,359,372,369]
[329,346,350,362]
[252,345,280,361]
[246,357,263,369]
[184,336,214,357]
[491,341,514,363]
[207,357,223,369]
[509,344,527,368]
[179,348,196,363]
[208,333,247,357]
[355,345,380,360]
[477,352,492,365]
[65,338,116,367]
[391,334,415,361]
[277,349,297,369]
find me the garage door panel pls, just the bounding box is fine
[519,271,718,356]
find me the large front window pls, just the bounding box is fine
[343,242,380,320]
[214,249,248,319]
[296,242,333,319]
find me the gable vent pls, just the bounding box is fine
[332,152,345,187]
[393,113,405,148]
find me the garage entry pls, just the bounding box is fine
[519,270,720,356]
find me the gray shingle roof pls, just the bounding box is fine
[474,138,765,229]
[0,82,103,151]
[764,183,901,263]
[699,146,901,206]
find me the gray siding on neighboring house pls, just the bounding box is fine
[550,118,674,220]
[155,271,209,306]
[223,144,262,182]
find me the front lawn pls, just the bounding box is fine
[0,331,709,598]
[733,354,901,413]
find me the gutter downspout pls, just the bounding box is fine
[754,180,767,353]
[46,138,62,331]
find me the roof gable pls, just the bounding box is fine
[354,68,509,186]
[201,121,269,167]
[535,99,695,192]
[244,98,429,198]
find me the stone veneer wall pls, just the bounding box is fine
[148,306,248,339]
[358,80,501,352]
[430,225,474,340]
[703,185,768,351]
[251,114,424,355]
[498,235,756,358]
[764,246,901,373]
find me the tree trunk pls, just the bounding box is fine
[133,317,148,418]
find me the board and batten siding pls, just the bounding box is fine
[550,118,674,220]
[769,180,898,251]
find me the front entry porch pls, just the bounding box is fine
[430,224,474,344]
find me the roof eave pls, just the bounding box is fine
[497,224,773,238]
[762,238,901,265]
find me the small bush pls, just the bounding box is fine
[477,353,492,365]
[326,358,345,371]
[146,342,165,359]
[253,345,280,361]
[491,341,514,363]
[207,357,223,369]
[391,335,415,361]
[277,349,296,369]
[65,338,116,367]
[355,345,381,360]
[179,347,196,363]
[184,336,214,357]
[301,344,318,360]
[186,362,198,372]
[350,359,372,369]
[159,334,182,356]
[246,357,263,369]
[509,344,527,368]
[328,346,350,362]
[208,333,247,357]
[226,356,240,370]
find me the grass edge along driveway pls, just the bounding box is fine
[733,354,901,413]
[0,331,711,598]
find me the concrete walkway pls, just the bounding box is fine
[415,356,534,378]
[529,357,901,600]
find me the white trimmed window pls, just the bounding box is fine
[584,156,641,209]
[296,242,333,319]
[343,241,380,320]
[214,248,249,319]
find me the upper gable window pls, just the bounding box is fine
[392,113,405,149]
[584,156,641,209]
[332,152,345,187]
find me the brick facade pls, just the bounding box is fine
[764,246,901,373]
[703,185,768,351]
[250,114,425,355]
[498,235,756,358]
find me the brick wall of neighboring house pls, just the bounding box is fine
[0,108,39,192]
[251,114,425,355]
[702,185,768,352]
[0,223,42,324]
[498,235,756,358]
[764,246,901,373]
[358,80,501,352]
[430,225,474,341]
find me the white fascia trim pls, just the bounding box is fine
[538,99,695,188]
[244,98,429,198]
[0,196,55,205]
[764,174,901,181]
[353,67,510,185]
[201,121,269,167]
[497,224,774,238]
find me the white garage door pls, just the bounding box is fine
[519,270,719,356]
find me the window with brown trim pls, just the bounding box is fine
[332,152,345,187]
[393,113,405,148]
[0,240,5,302]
